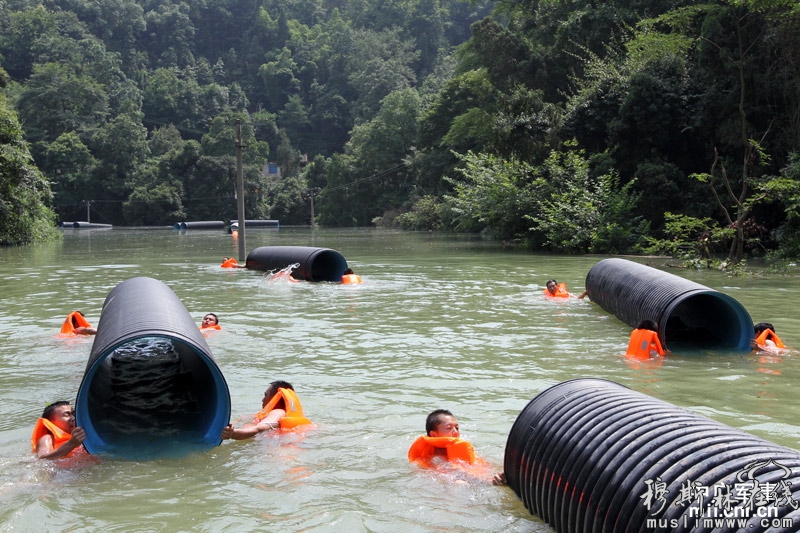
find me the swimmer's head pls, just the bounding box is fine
[262,380,294,407]
[426,409,459,438]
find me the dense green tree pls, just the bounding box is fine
[14,62,109,144]
[0,6,59,79]
[39,131,98,220]
[0,74,60,245]
[123,182,185,225]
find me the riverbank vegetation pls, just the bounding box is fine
[1,0,799,263]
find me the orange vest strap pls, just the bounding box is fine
[60,312,91,334]
[407,436,476,467]
[31,418,73,454]
[626,328,664,358]
[756,329,785,349]
[254,388,311,428]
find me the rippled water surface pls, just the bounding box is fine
[2,227,799,531]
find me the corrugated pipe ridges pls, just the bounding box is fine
[504,379,800,533]
[584,258,752,351]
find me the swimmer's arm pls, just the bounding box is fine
[36,428,85,459]
[221,409,285,440]
[220,423,267,440]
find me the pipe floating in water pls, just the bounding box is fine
[72,221,112,229]
[246,246,348,282]
[173,220,225,230]
[504,378,800,533]
[75,277,230,459]
[228,219,280,233]
[584,258,752,351]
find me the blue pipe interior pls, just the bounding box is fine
[662,291,753,351]
[76,336,229,460]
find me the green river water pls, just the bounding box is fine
[1,227,799,532]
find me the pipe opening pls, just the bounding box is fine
[77,336,229,459]
[663,291,752,351]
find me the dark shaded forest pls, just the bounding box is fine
[2,0,800,263]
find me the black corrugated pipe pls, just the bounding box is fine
[245,245,348,282]
[72,221,112,229]
[228,219,279,232]
[176,220,225,230]
[75,277,230,460]
[584,258,753,351]
[504,378,800,533]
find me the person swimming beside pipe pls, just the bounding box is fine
[626,319,666,359]
[220,380,311,441]
[221,257,246,268]
[32,401,86,459]
[751,322,786,354]
[408,409,506,486]
[60,310,97,335]
[341,268,361,284]
[543,279,588,299]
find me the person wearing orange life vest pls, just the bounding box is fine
[31,401,86,459]
[220,380,311,440]
[60,310,97,335]
[544,279,569,298]
[407,409,507,486]
[341,267,361,284]
[626,319,665,359]
[752,322,786,354]
[200,312,221,332]
[221,257,246,268]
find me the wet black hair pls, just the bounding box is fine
[636,319,658,331]
[425,409,454,435]
[42,400,71,420]
[754,322,775,334]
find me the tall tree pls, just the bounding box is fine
[0,70,60,245]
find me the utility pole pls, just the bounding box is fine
[85,200,92,223]
[235,120,246,262]
[309,187,320,228]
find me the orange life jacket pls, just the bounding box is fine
[544,283,569,298]
[342,274,362,284]
[31,418,82,457]
[200,324,222,331]
[253,388,311,429]
[407,436,477,467]
[756,328,785,349]
[60,311,92,335]
[221,258,239,268]
[626,328,664,358]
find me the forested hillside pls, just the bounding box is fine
[2,0,800,262]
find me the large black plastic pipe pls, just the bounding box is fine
[584,258,752,351]
[174,220,225,230]
[72,221,113,229]
[504,379,800,533]
[245,245,348,282]
[75,277,230,459]
[229,219,279,231]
